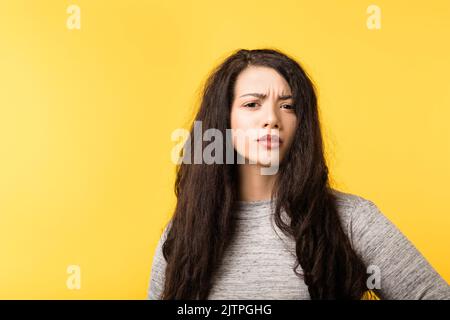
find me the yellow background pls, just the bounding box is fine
[0,0,448,299]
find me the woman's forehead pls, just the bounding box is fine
[234,66,292,97]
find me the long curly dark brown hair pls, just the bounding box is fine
[161,48,371,299]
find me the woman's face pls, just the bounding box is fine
[230,66,298,168]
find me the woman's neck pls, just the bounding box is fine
[237,164,278,201]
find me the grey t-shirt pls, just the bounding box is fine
[147,189,450,299]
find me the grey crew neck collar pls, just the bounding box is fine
[234,197,277,220]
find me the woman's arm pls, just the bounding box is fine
[147,222,170,300]
[349,196,450,299]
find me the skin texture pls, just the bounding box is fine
[230,66,298,201]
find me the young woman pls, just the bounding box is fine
[148,49,450,300]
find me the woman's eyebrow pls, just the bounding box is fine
[239,93,293,100]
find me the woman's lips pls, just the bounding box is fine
[257,134,281,149]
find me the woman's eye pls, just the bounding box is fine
[281,104,294,110]
[243,102,258,108]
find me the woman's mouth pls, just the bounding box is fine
[257,134,282,149]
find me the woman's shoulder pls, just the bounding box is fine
[329,188,384,231]
[330,188,377,212]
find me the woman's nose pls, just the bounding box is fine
[262,103,280,129]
